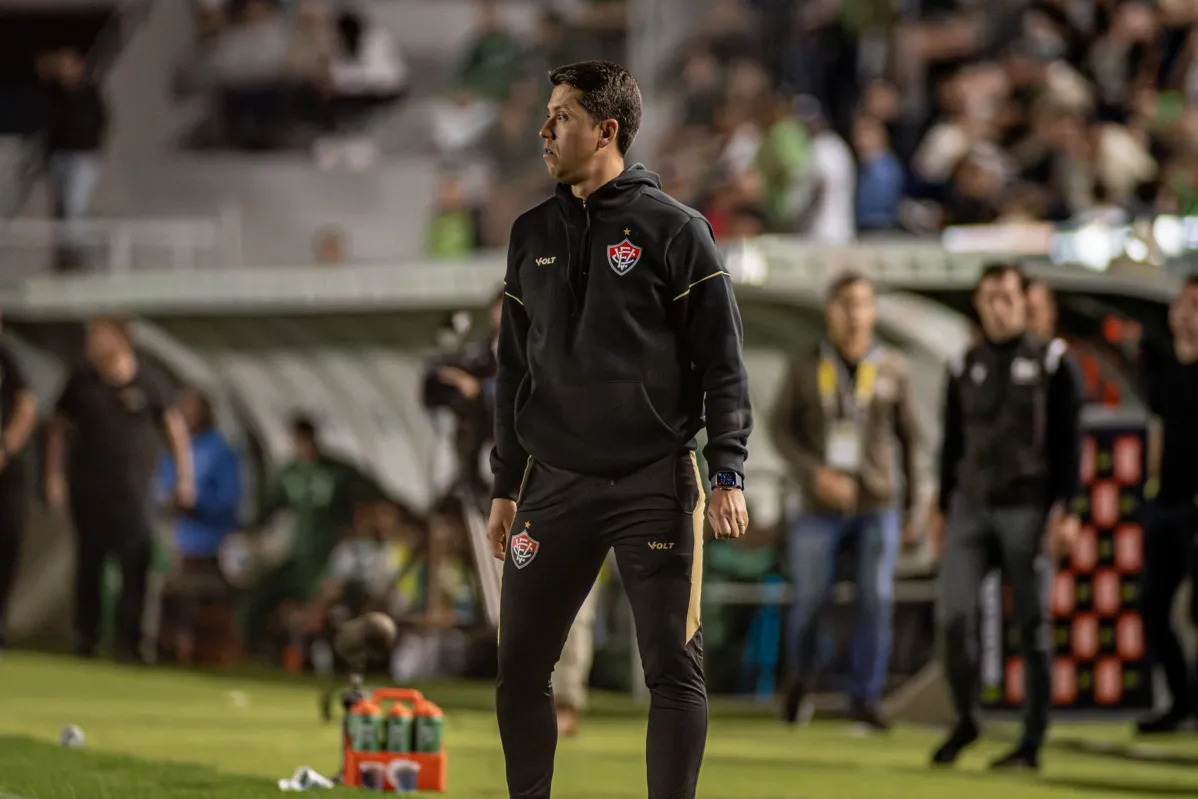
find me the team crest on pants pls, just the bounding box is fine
[607,237,642,275]
[510,523,540,569]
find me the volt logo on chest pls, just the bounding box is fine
[535,256,556,266]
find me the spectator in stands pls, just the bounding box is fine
[42,48,108,271]
[754,94,810,233]
[313,226,348,265]
[200,0,321,149]
[546,0,628,63]
[155,387,243,664]
[45,318,195,663]
[455,0,526,105]
[0,316,39,653]
[792,95,856,244]
[853,115,904,231]
[424,171,477,257]
[238,414,381,662]
[770,271,924,731]
[1137,275,1198,733]
[312,6,407,170]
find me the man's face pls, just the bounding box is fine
[293,434,318,462]
[1169,285,1198,341]
[1026,282,1057,339]
[178,389,206,432]
[58,50,84,86]
[540,83,608,185]
[974,271,1028,340]
[826,280,877,353]
[86,320,127,365]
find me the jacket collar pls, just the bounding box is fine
[554,163,662,214]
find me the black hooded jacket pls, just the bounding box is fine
[490,164,752,499]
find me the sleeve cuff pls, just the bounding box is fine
[491,473,523,502]
[705,455,745,483]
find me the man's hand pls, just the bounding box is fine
[174,479,197,512]
[488,498,517,560]
[45,472,68,509]
[707,488,749,540]
[814,467,857,512]
[926,507,947,554]
[437,366,481,400]
[1046,509,1081,561]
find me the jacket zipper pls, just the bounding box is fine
[565,198,591,315]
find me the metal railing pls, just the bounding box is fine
[0,206,243,275]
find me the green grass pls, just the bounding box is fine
[1,652,1197,798]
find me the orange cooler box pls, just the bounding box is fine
[342,688,447,792]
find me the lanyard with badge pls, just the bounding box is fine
[817,341,877,475]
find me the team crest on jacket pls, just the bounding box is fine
[509,524,540,569]
[607,237,642,275]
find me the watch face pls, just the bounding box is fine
[715,472,738,488]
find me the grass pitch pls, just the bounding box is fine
[1,652,1197,798]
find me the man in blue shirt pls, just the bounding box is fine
[157,387,242,661]
[853,116,904,231]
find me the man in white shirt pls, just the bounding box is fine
[793,95,856,245]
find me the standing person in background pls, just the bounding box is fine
[0,316,40,652]
[239,415,380,664]
[45,318,195,662]
[930,263,1084,770]
[1136,275,1198,733]
[42,48,108,271]
[155,387,243,663]
[1025,277,1059,341]
[552,580,600,737]
[792,95,856,245]
[770,271,924,731]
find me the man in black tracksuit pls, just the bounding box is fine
[932,263,1084,770]
[1136,274,1198,733]
[0,319,40,651]
[487,61,752,799]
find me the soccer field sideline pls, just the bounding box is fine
[3,652,1198,798]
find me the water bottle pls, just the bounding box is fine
[385,702,413,753]
[412,700,444,753]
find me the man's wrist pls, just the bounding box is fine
[710,471,744,491]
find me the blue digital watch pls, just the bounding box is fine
[710,471,744,491]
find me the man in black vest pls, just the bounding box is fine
[1136,274,1198,733]
[931,263,1084,770]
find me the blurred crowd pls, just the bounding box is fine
[423,0,1198,258]
[422,0,630,258]
[177,0,407,163]
[651,0,1198,244]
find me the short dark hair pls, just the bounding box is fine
[826,269,873,301]
[549,60,642,155]
[976,261,1026,290]
[290,414,318,441]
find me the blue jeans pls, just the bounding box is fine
[785,509,900,707]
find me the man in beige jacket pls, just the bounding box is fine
[770,271,924,731]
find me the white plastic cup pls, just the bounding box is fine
[386,759,422,793]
